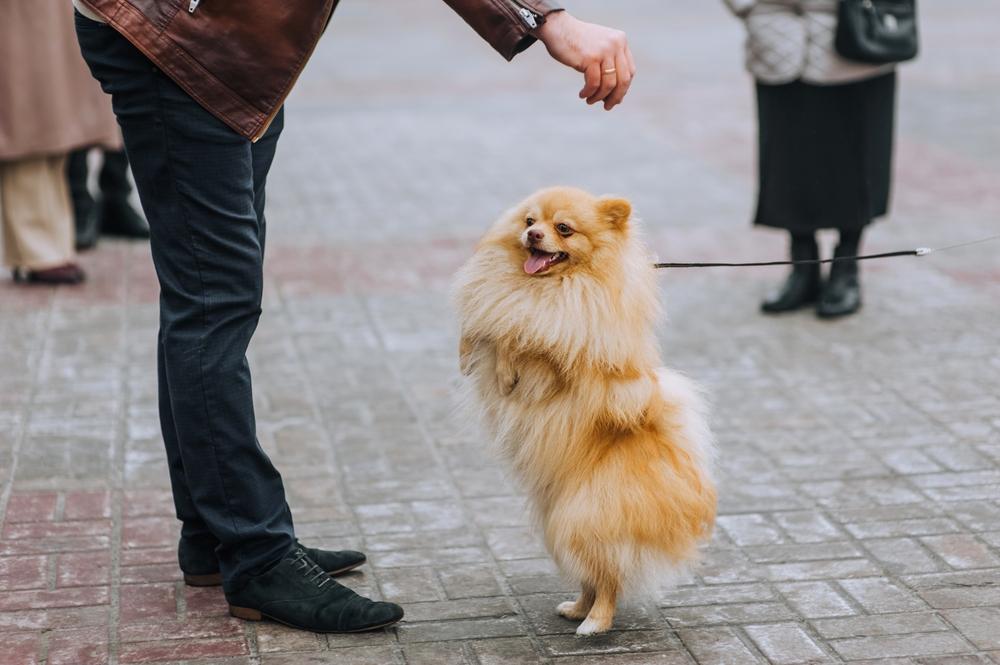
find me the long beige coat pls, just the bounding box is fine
[723,0,894,84]
[0,0,121,161]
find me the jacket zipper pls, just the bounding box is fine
[188,0,200,14]
[507,0,539,29]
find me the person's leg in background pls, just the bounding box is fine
[67,146,150,250]
[98,148,149,239]
[817,227,863,318]
[816,71,895,320]
[760,230,821,313]
[75,12,401,631]
[1,155,86,284]
[66,148,101,250]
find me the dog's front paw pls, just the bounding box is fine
[575,615,613,636]
[556,600,589,621]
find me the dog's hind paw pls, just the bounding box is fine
[556,600,589,621]
[575,616,612,636]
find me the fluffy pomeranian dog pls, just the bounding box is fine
[452,187,716,635]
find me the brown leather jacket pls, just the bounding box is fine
[79,0,561,141]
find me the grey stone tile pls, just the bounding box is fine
[777,582,856,619]
[743,623,830,664]
[838,578,927,614]
[942,608,1000,650]
[828,633,971,661]
[677,627,762,664]
[539,630,683,658]
[811,612,950,639]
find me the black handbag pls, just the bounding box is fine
[835,0,919,64]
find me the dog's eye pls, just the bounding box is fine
[525,217,535,227]
[556,223,574,236]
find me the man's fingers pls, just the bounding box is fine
[586,58,617,105]
[625,45,637,79]
[579,62,601,99]
[603,51,632,110]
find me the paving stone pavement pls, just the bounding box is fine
[2,1,999,663]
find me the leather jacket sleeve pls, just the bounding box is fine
[442,0,564,61]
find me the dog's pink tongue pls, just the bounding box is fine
[524,252,551,275]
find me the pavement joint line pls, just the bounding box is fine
[0,292,54,529]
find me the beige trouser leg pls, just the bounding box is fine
[0,155,75,271]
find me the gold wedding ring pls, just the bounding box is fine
[603,67,617,75]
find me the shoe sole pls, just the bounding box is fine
[183,572,225,587]
[761,296,819,315]
[228,604,402,633]
[817,300,863,319]
[816,308,861,320]
[183,560,366,587]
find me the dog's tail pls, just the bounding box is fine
[655,369,716,481]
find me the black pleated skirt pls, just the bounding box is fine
[753,72,897,233]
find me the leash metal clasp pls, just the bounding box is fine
[915,247,932,256]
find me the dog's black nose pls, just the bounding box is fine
[527,229,544,243]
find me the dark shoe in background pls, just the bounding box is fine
[12,263,86,285]
[99,149,149,239]
[75,206,102,250]
[99,196,150,239]
[817,245,861,318]
[225,546,403,633]
[68,148,100,250]
[761,234,821,314]
[180,536,366,587]
[68,148,150,245]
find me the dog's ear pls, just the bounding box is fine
[597,197,632,228]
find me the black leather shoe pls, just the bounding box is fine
[75,209,100,251]
[817,248,861,319]
[12,264,86,285]
[180,537,366,587]
[761,264,821,313]
[226,547,403,633]
[99,198,150,239]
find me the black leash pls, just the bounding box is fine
[653,233,1000,269]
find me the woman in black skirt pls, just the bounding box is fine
[724,0,898,318]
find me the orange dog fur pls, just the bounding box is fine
[452,187,716,635]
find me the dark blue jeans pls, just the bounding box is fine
[76,12,295,592]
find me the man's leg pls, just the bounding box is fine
[166,108,285,582]
[75,14,294,593]
[250,108,284,255]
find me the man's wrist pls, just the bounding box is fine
[533,9,567,41]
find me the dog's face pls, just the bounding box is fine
[496,187,632,277]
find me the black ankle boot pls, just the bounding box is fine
[761,237,820,314]
[817,245,861,318]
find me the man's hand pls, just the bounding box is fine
[535,11,636,111]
